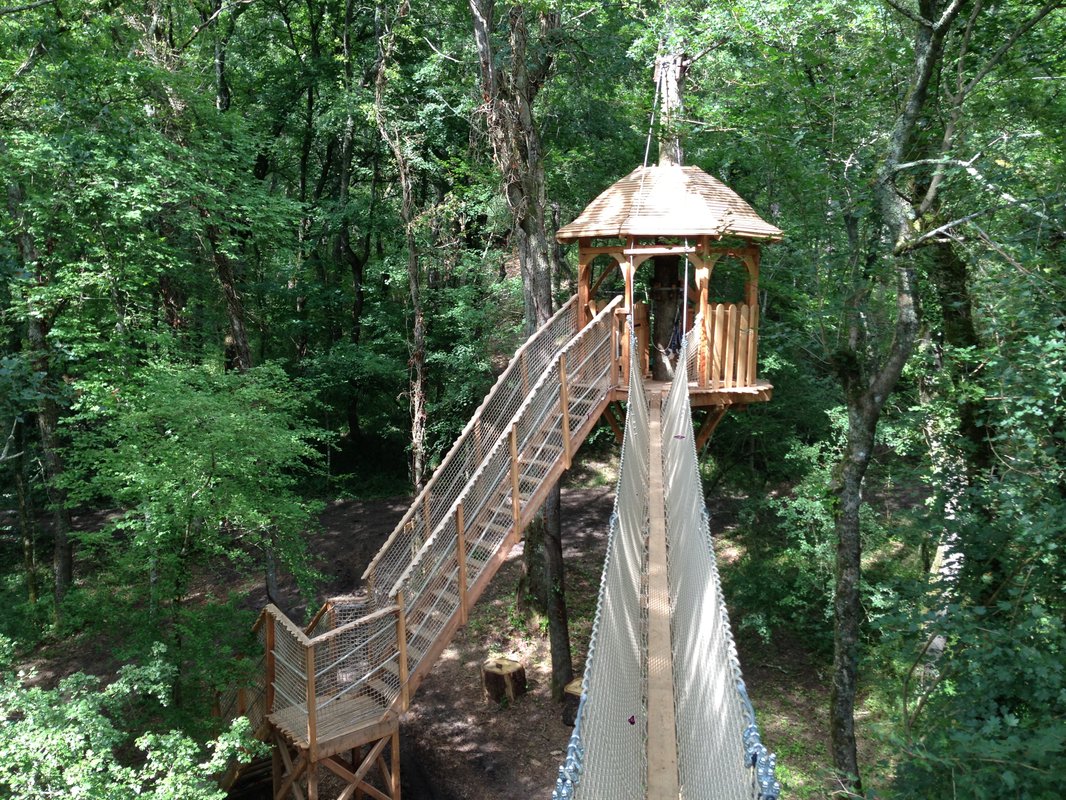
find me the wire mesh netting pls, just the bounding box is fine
[393,299,622,684]
[362,297,582,608]
[556,322,649,800]
[663,321,780,800]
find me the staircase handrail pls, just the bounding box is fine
[388,296,621,600]
[361,296,580,599]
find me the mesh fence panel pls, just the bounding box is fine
[363,297,581,606]
[556,323,649,800]
[270,614,310,739]
[312,610,400,736]
[663,323,780,800]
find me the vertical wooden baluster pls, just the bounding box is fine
[509,425,521,531]
[724,304,738,388]
[737,304,751,387]
[748,303,759,382]
[559,353,572,469]
[456,503,468,624]
[396,593,409,711]
[305,641,317,763]
[712,304,726,390]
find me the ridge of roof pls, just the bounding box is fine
[556,165,782,243]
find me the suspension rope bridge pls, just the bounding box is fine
[220,296,780,799]
[552,320,779,800]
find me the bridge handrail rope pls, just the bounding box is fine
[362,295,582,607]
[387,299,622,692]
[663,322,780,800]
[555,318,649,800]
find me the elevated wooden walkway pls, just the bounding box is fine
[218,293,773,799]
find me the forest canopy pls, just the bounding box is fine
[2,0,1064,797]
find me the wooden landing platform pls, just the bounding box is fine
[611,379,773,408]
[270,695,392,759]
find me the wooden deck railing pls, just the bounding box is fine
[697,302,760,389]
[253,602,403,759]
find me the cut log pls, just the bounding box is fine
[562,676,582,726]
[481,658,527,704]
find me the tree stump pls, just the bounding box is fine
[481,658,527,704]
[561,676,582,726]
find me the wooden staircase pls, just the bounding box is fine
[224,295,623,799]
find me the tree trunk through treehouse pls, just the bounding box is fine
[651,256,680,381]
[656,53,687,167]
[471,0,573,700]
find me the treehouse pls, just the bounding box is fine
[557,164,781,446]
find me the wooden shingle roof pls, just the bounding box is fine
[556,165,782,242]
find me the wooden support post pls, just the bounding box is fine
[578,241,592,328]
[712,304,725,390]
[696,265,710,388]
[396,592,410,711]
[725,303,738,389]
[391,728,401,799]
[695,408,728,451]
[456,502,469,624]
[305,643,318,763]
[559,353,572,469]
[509,424,521,531]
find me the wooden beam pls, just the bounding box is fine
[695,408,728,451]
[559,353,572,469]
[455,502,469,624]
[390,729,400,799]
[396,592,409,711]
[646,393,680,797]
[602,403,624,445]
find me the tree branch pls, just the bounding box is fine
[0,40,47,108]
[0,0,54,15]
[882,0,932,27]
[962,1,1064,98]
[933,0,969,32]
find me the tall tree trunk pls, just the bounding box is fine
[15,423,38,607]
[470,0,572,700]
[375,0,427,491]
[827,1,963,789]
[8,181,73,617]
[655,52,687,167]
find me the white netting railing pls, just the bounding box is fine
[555,320,649,800]
[362,296,581,607]
[663,320,780,800]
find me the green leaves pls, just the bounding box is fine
[0,641,264,800]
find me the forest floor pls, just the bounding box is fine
[17,453,855,799]
[246,451,846,799]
